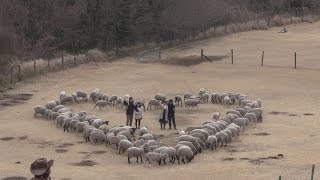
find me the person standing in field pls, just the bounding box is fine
[134,101,143,129]
[167,99,177,130]
[126,97,137,126]
[159,101,168,129]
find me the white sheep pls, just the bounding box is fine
[116,97,122,106]
[178,141,197,155]
[190,129,209,139]
[147,99,160,110]
[244,113,257,123]
[176,145,194,164]
[94,100,111,110]
[127,146,144,164]
[52,105,64,112]
[179,129,186,136]
[139,127,148,136]
[233,118,249,132]
[226,110,242,118]
[215,131,229,147]
[89,129,106,145]
[160,147,177,164]
[206,135,218,150]
[98,124,109,134]
[249,108,263,123]
[198,88,207,97]
[201,93,210,103]
[108,95,118,106]
[61,95,74,105]
[133,139,146,147]
[92,119,109,129]
[76,91,88,102]
[222,96,232,107]
[145,152,169,165]
[138,134,154,141]
[118,139,134,154]
[59,91,67,101]
[45,101,59,110]
[83,125,96,142]
[62,118,73,132]
[75,121,89,133]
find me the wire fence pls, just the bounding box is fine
[201,48,320,71]
[136,47,161,63]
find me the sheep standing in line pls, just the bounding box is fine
[127,146,144,164]
[109,95,118,106]
[183,92,192,101]
[206,135,218,150]
[116,97,122,106]
[154,94,167,102]
[198,88,207,97]
[76,91,88,102]
[59,91,67,101]
[145,152,169,165]
[174,95,183,107]
[201,93,210,103]
[92,119,109,129]
[222,96,232,107]
[89,129,106,145]
[139,127,148,136]
[176,145,194,164]
[160,147,177,163]
[45,101,59,110]
[61,95,74,105]
[118,139,134,154]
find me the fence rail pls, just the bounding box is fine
[136,47,161,63]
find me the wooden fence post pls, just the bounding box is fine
[74,56,77,65]
[279,176,281,180]
[231,49,234,64]
[158,48,161,59]
[17,65,21,81]
[48,59,50,69]
[86,53,88,62]
[62,54,64,70]
[201,49,204,59]
[311,164,315,180]
[261,51,264,66]
[34,60,36,73]
[10,67,13,84]
[294,52,297,69]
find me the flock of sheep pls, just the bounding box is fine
[33,88,263,165]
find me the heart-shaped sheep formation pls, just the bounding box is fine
[33,88,263,165]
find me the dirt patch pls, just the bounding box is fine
[55,149,69,153]
[222,158,235,161]
[288,114,298,116]
[242,154,284,165]
[56,143,74,148]
[77,141,86,144]
[268,111,288,115]
[15,161,21,164]
[78,151,89,154]
[159,55,226,66]
[91,151,106,154]
[69,160,98,167]
[252,132,271,136]
[249,159,265,165]
[1,177,28,180]
[303,113,315,116]
[61,178,71,180]
[0,93,33,109]
[18,136,28,140]
[0,137,15,141]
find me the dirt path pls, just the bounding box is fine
[1,22,320,180]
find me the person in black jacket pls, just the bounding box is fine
[126,97,137,126]
[167,99,177,130]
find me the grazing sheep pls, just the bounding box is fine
[222,96,232,107]
[89,129,106,144]
[133,139,146,147]
[222,129,232,143]
[94,100,111,110]
[226,110,242,118]
[244,113,257,123]
[206,135,218,150]
[226,126,238,138]
[92,119,109,129]
[184,92,192,101]
[98,124,110,134]
[45,101,59,110]
[212,112,220,121]
[235,108,247,116]
[185,126,202,134]
[147,99,160,110]
[118,139,134,154]
[145,152,169,165]
[52,105,65,112]
[76,91,88,102]
[177,145,194,164]
[109,95,118,106]
[138,133,154,141]
[89,89,103,102]
[127,146,144,164]
[240,100,252,107]
[229,123,241,136]
[108,135,127,149]
[190,129,209,139]
[62,118,73,132]
[70,119,79,131]
[56,114,70,128]
[257,99,262,108]
[139,127,148,136]
[44,109,53,119]
[59,91,67,101]
[102,94,109,101]
[160,147,177,163]
[249,108,263,123]
[116,97,122,106]
[118,129,136,141]
[201,93,210,103]
[75,121,89,133]
[61,95,74,105]
[215,131,229,147]
[185,99,201,110]
[198,88,207,97]
[174,95,183,107]
[211,93,221,104]
[34,106,47,118]
[83,126,96,142]
[179,129,186,136]
[143,140,158,153]
[71,93,79,103]
[154,94,167,102]
[191,133,206,144]
[233,118,249,132]
[153,147,167,153]
[178,135,201,153]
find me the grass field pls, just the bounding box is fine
[1,22,320,180]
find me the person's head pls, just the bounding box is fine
[30,158,54,178]
[163,101,167,105]
[129,97,133,103]
[169,99,173,104]
[136,102,141,107]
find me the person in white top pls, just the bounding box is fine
[159,101,168,129]
[134,102,143,129]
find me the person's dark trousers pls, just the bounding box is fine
[126,114,133,126]
[168,114,176,129]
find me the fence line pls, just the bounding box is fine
[136,47,161,63]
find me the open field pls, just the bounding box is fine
[1,22,320,180]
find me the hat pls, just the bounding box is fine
[30,158,53,176]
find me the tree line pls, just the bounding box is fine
[0,0,319,61]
